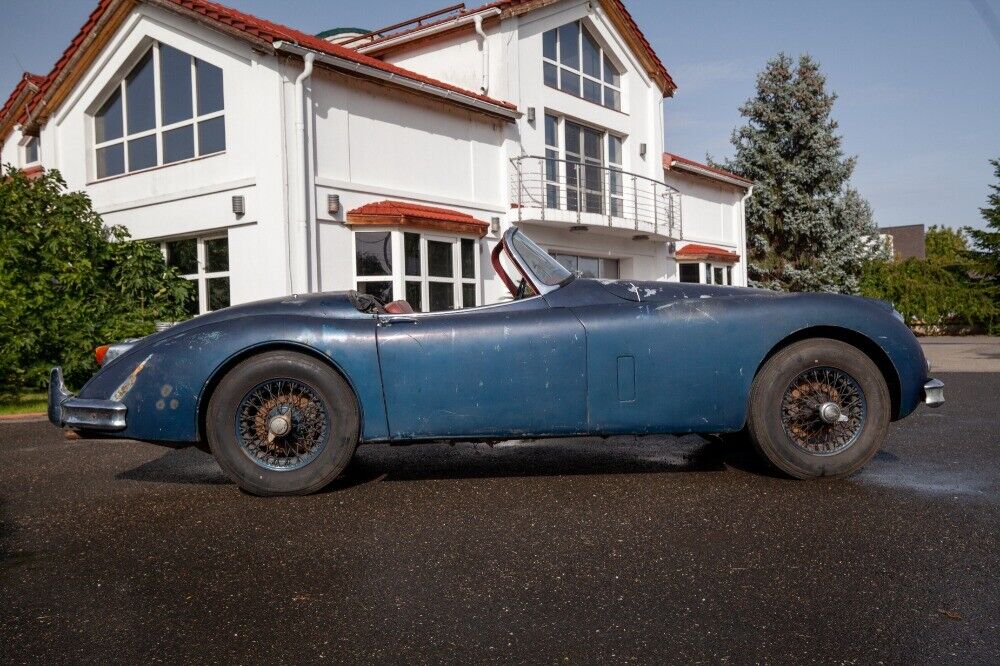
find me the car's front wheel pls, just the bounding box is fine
[206,351,359,495]
[747,338,890,479]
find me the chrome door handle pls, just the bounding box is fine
[379,316,417,326]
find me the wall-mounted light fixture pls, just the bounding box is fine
[666,241,677,255]
[327,193,341,215]
[526,107,536,124]
[632,234,649,241]
[231,195,245,216]
[491,216,501,234]
[639,143,647,158]
[569,225,588,232]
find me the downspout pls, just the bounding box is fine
[739,186,754,287]
[290,52,314,294]
[473,14,489,94]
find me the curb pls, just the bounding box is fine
[0,412,47,423]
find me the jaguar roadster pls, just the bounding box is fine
[49,227,943,495]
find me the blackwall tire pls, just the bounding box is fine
[747,338,890,480]
[206,351,359,496]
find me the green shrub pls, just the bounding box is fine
[0,165,192,394]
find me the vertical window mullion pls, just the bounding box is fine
[451,239,461,308]
[152,43,163,166]
[190,55,200,155]
[420,236,429,313]
[119,81,130,172]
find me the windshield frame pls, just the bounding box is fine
[499,227,574,296]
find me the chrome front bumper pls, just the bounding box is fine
[924,378,945,407]
[48,367,127,431]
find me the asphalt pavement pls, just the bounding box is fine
[1,352,998,663]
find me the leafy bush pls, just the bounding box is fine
[0,165,192,394]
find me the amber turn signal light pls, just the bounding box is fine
[95,345,110,366]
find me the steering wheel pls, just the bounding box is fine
[514,278,529,300]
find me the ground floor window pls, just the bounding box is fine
[678,261,734,285]
[550,252,620,279]
[354,230,480,312]
[162,234,230,315]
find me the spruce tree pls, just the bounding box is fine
[966,158,1000,291]
[722,54,880,293]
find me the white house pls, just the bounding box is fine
[0,0,752,317]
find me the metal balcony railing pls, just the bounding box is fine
[510,155,682,239]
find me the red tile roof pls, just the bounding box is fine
[676,243,740,263]
[0,72,45,132]
[347,200,489,237]
[1,0,517,142]
[663,152,752,187]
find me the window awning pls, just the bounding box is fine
[346,200,489,238]
[676,243,740,263]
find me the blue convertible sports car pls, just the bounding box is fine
[49,227,944,495]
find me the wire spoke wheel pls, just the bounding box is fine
[780,366,867,456]
[235,378,330,471]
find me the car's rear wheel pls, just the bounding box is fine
[747,338,890,479]
[206,351,359,495]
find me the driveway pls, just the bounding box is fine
[1,343,998,663]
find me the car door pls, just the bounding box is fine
[375,299,588,440]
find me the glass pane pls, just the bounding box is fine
[355,231,392,276]
[160,44,193,125]
[727,266,733,285]
[603,87,620,111]
[461,239,475,278]
[546,184,559,209]
[559,69,579,96]
[544,114,558,147]
[427,240,453,278]
[583,128,602,160]
[96,143,125,179]
[24,137,39,163]
[196,59,224,115]
[357,280,393,304]
[610,197,623,217]
[542,28,557,60]
[705,263,713,284]
[462,284,476,308]
[95,89,123,143]
[162,124,194,164]
[205,237,229,272]
[584,191,603,214]
[566,155,580,187]
[557,22,579,68]
[582,28,601,78]
[125,50,155,134]
[545,148,558,182]
[181,279,200,317]
[197,116,226,155]
[584,164,603,193]
[207,276,230,311]
[127,134,157,171]
[583,78,601,104]
[578,256,599,278]
[608,135,622,164]
[565,122,580,155]
[554,254,577,272]
[601,258,619,279]
[679,263,699,283]
[543,61,558,88]
[405,281,422,312]
[603,55,620,85]
[404,232,421,276]
[509,231,571,287]
[714,267,724,285]
[429,282,454,311]
[166,239,198,274]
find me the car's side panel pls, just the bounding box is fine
[75,311,389,443]
[376,299,588,439]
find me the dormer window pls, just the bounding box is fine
[23,136,40,165]
[93,43,225,179]
[542,21,622,110]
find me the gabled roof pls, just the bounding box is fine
[0,72,45,138]
[676,243,740,263]
[350,0,677,96]
[0,0,518,143]
[347,200,489,237]
[663,152,753,188]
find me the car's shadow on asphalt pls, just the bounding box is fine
[116,433,778,491]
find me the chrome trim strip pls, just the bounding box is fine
[924,378,945,408]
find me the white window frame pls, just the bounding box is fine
[160,234,231,314]
[542,20,623,111]
[91,42,225,180]
[353,228,481,312]
[544,113,625,217]
[21,135,40,166]
[549,251,620,279]
[678,261,732,286]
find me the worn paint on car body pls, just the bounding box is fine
[66,269,929,446]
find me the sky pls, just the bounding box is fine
[2,0,999,230]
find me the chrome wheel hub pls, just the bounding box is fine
[780,367,867,455]
[235,379,329,471]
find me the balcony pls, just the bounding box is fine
[509,155,682,239]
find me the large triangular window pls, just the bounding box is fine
[542,21,622,110]
[92,42,225,179]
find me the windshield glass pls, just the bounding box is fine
[510,230,572,287]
